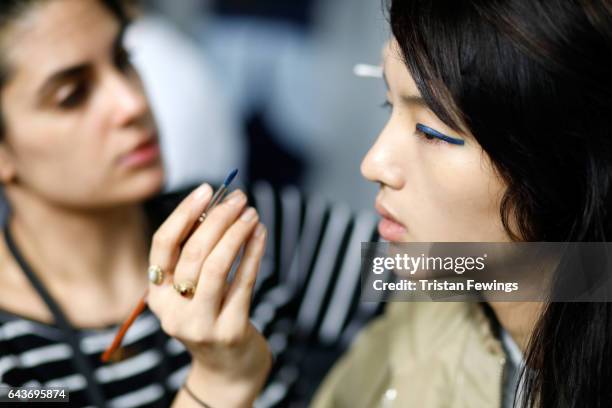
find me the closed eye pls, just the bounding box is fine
[415,123,464,145]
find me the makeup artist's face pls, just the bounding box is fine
[361,40,511,242]
[0,0,163,209]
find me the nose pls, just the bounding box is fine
[360,123,405,190]
[108,70,149,128]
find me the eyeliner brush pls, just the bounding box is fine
[198,168,239,223]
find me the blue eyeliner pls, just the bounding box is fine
[416,123,465,145]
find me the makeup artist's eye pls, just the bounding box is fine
[415,123,465,146]
[57,81,90,109]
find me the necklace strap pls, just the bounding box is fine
[3,223,107,407]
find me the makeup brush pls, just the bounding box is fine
[353,63,383,78]
[101,169,239,363]
[198,168,238,223]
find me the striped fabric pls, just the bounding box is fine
[0,310,190,407]
[0,182,383,407]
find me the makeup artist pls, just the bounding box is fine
[0,1,381,407]
[0,0,269,406]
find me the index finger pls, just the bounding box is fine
[148,183,213,277]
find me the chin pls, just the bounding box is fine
[114,165,165,205]
[136,165,165,197]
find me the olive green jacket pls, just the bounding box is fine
[311,301,508,407]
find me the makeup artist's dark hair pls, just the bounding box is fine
[389,0,612,406]
[0,0,129,137]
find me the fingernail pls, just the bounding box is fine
[194,184,212,201]
[226,190,244,206]
[240,207,257,222]
[254,223,266,237]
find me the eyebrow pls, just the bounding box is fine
[382,68,427,107]
[36,25,127,100]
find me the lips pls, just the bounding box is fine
[118,134,161,169]
[375,200,407,242]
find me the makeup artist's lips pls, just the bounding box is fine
[375,201,407,242]
[118,135,160,169]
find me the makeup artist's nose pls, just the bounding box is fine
[361,126,405,190]
[108,72,149,128]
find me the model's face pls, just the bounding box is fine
[0,0,163,209]
[361,40,512,242]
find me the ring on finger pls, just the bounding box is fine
[198,212,207,223]
[173,281,196,298]
[148,265,164,285]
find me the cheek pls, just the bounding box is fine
[23,115,101,166]
[8,110,110,195]
[407,147,509,241]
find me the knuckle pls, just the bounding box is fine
[203,257,227,278]
[181,245,204,263]
[152,231,173,249]
[186,326,213,345]
[217,333,241,348]
[195,286,218,302]
[195,334,215,346]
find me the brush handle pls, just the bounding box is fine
[101,292,148,362]
[198,186,228,223]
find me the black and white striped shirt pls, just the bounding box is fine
[0,182,383,407]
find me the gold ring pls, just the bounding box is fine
[148,265,164,285]
[173,281,196,298]
[198,212,207,223]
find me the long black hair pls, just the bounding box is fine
[389,0,612,406]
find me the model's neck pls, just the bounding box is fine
[4,187,150,289]
[488,301,543,354]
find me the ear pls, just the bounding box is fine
[0,143,17,184]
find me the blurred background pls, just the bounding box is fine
[127,0,390,211]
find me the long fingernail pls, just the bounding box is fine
[254,223,266,237]
[241,207,257,222]
[194,184,212,202]
[225,190,244,206]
